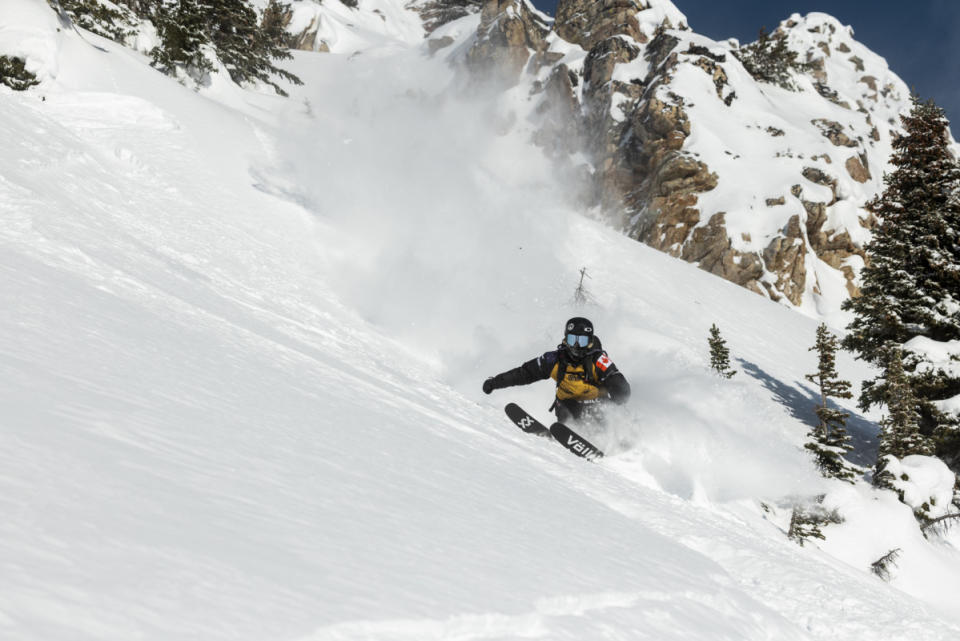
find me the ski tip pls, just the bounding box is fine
[549,422,605,460]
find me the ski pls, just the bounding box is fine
[549,422,604,460]
[504,403,550,436]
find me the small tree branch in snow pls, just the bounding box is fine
[920,512,960,537]
[787,498,843,546]
[870,548,902,581]
[572,267,593,307]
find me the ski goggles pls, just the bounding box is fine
[566,334,591,348]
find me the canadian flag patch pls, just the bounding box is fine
[596,354,612,371]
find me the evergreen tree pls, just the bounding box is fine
[53,0,302,95]
[708,324,737,378]
[204,0,302,96]
[804,324,856,481]
[58,0,137,42]
[874,347,935,488]
[734,27,809,90]
[787,498,843,546]
[151,0,212,79]
[842,95,960,468]
[0,56,40,91]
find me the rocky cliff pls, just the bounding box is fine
[37,0,929,316]
[454,0,920,316]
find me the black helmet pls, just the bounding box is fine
[562,317,595,358]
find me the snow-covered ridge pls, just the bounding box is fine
[447,0,930,323]
[276,0,428,52]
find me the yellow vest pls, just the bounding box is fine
[550,361,601,401]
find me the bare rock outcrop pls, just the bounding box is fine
[407,0,483,34]
[555,0,685,51]
[465,0,550,87]
[456,3,911,310]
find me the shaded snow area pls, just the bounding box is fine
[2,5,960,641]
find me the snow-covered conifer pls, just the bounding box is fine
[874,348,935,488]
[708,324,737,378]
[842,96,960,466]
[57,0,137,42]
[734,27,809,90]
[0,56,40,91]
[206,0,303,96]
[151,0,212,79]
[804,323,856,481]
[54,0,302,95]
[787,499,843,546]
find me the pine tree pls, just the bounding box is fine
[708,324,737,378]
[734,27,809,90]
[0,56,40,91]
[151,0,213,79]
[874,347,935,488]
[787,498,843,546]
[841,96,960,471]
[804,324,856,481]
[145,0,301,94]
[205,0,302,96]
[58,0,137,43]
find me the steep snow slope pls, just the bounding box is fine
[269,0,427,53]
[2,6,960,641]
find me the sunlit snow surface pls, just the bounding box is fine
[1,2,960,640]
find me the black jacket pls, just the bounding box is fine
[489,339,631,404]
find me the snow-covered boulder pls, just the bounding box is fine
[0,0,64,86]
[880,454,957,522]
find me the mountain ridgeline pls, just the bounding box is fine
[456,0,919,315]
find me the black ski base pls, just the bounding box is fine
[549,422,604,460]
[504,403,550,436]
[504,403,604,459]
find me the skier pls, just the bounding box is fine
[482,317,631,424]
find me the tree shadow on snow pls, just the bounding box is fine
[738,359,878,468]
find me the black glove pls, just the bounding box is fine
[482,377,497,394]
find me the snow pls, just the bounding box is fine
[636,0,689,37]
[1,3,960,640]
[885,455,957,520]
[0,0,64,83]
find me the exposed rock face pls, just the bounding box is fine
[763,216,807,304]
[465,0,550,87]
[451,3,913,311]
[845,154,871,183]
[285,15,331,52]
[407,0,483,34]
[272,1,923,312]
[555,0,684,50]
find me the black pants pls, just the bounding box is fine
[555,398,606,425]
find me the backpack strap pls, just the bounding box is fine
[549,346,568,411]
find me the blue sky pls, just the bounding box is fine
[531,1,960,128]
